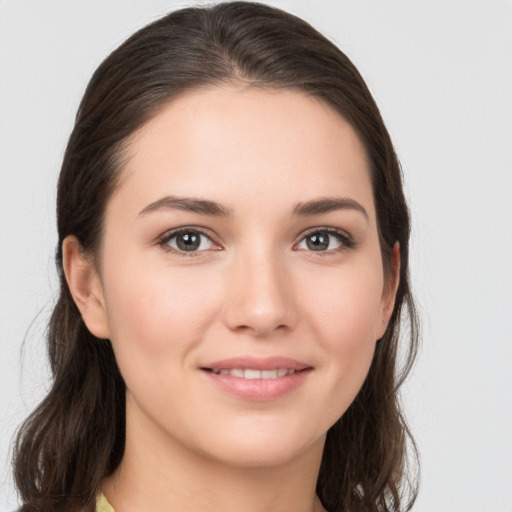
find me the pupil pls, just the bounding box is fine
[177,232,200,251]
[307,233,329,251]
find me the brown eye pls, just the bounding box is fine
[165,230,215,253]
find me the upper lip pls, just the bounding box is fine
[201,356,312,372]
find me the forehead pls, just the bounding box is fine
[113,86,375,219]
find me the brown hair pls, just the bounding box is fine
[13,3,419,511]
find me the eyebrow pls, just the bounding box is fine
[139,196,232,217]
[293,197,369,221]
[138,194,368,221]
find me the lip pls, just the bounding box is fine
[204,356,311,372]
[200,356,313,401]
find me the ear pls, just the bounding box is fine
[376,242,401,340]
[62,235,110,339]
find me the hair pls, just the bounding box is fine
[13,3,419,511]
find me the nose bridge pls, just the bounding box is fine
[223,239,296,336]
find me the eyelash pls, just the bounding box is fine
[158,227,221,256]
[296,227,355,254]
[157,226,354,256]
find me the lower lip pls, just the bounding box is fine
[202,370,311,401]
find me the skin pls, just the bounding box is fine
[64,86,398,512]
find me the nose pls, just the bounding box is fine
[222,248,298,337]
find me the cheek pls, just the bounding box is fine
[302,264,385,345]
[101,259,221,365]
[298,263,384,404]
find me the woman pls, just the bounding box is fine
[13,2,419,511]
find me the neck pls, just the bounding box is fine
[102,401,327,512]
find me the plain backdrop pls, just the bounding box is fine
[1,1,511,511]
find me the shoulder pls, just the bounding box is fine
[97,493,115,512]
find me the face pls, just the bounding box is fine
[77,86,396,469]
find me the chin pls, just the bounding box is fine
[192,420,327,469]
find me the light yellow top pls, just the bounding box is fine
[96,493,115,512]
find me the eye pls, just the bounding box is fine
[160,228,219,254]
[296,229,352,252]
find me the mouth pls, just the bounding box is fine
[200,357,312,400]
[202,367,308,379]
[201,356,312,377]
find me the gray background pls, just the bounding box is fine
[1,1,511,510]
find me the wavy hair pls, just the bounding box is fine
[13,3,419,511]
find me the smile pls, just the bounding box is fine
[208,368,297,379]
[201,357,312,400]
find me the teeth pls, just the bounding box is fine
[244,369,261,379]
[211,368,297,379]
